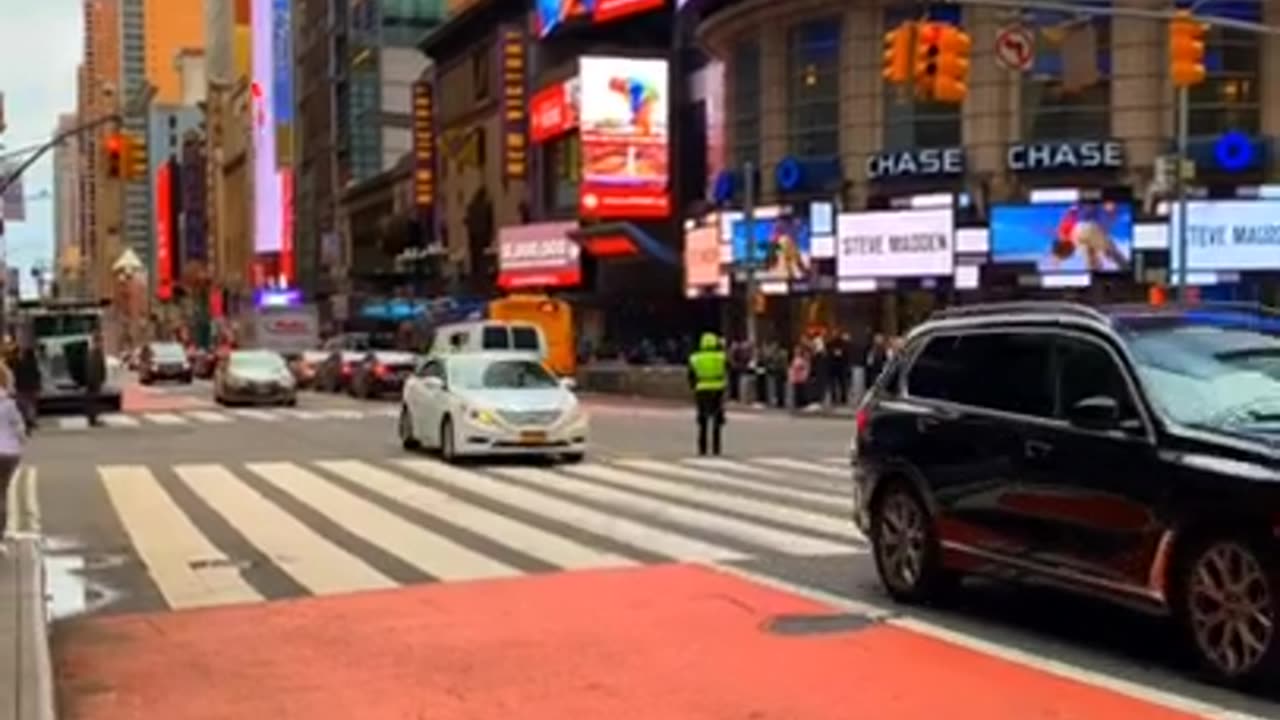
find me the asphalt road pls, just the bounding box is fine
[25,380,1280,718]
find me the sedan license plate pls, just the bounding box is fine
[519,430,548,445]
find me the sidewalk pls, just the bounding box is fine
[580,392,857,420]
[0,537,55,720]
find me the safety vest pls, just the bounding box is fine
[689,349,727,392]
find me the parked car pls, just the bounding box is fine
[399,352,587,462]
[290,349,329,388]
[138,341,193,384]
[214,349,297,406]
[852,301,1280,687]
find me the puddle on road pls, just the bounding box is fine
[42,536,129,621]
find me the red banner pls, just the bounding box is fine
[529,80,578,143]
[279,170,295,284]
[155,163,173,300]
[497,222,581,289]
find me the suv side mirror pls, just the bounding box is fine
[1068,395,1120,431]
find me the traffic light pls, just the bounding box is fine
[1169,9,1207,88]
[914,22,971,103]
[105,133,124,179]
[882,21,914,85]
[123,132,147,181]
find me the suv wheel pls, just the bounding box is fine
[1175,535,1279,686]
[871,482,951,604]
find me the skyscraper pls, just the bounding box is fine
[53,114,82,297]
[77,0,121,299]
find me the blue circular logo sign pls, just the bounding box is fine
[1214,131,1255,172]
[775,157,803,192]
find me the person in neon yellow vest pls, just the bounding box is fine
[688,332,728,456]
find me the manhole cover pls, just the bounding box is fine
[764,613,875,636]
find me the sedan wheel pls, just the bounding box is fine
[440,417,457,463]
[1180,537,1278,685]
[871,484,950,604]
[399,406,420,451]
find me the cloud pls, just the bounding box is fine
[0,0,83,297]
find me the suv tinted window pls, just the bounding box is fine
[481,326,509,349]
[908,332,1053,417]
[1055,335,1137,420]
[511,326,539,351]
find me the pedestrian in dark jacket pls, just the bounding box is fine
[13,345,41,431]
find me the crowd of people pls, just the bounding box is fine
[725,331,905,411]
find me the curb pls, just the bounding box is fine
[11,536,56,720]
[579,392,857,420]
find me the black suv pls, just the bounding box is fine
[852,301,1280,687]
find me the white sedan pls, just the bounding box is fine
[398,353,588,463]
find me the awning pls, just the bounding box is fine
[570,222,678,266]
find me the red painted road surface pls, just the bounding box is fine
[121,383,210,412]
[54,564,1198,720]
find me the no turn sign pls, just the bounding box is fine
[995,25,1034,71]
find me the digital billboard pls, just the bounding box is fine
[497,222,582,289]
[578,56,670,219]
[990,201,1133,274]
[530,78,579,143]
[727,212,812,282]
[155,163,173,300]
[1169,199,1280,272]
[272,0,293,167]
[836,208,955,279]
[535,0,666,38]
[252,0,285,256]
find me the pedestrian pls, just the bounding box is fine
[728,339,751,403]
[789,345,811,410]
[0,361,27,542]
[866,333,889,388]
[828,331,852,406]
[83,329,108,427]
[13,343,41,432]
[687,332,728,456]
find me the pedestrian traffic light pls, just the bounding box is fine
[882,21,914,85]
[1169,9,1207,88]
[105,133,124,179]
[915,22,971,103]
[123,132,147,181]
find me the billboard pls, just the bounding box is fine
[836,208,955,279]
[252,0,284,255]
[1170,199,1280,272]
[990,201,1133,274]
[578,56,670,219]
[272,0,293,167]
[535,0,666,38]
[155,163,173,300]
[498,26,527,181]
[530,78,579,143]
[497,222,582,289]
[684,225,721,290]
[412,78,436,210]
[726,211,812,282]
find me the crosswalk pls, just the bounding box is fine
[56,454,858,613]
[48,406,399,431]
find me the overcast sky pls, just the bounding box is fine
[1,0,83,298]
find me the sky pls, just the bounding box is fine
[1,0,83,299]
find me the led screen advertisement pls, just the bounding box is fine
[497,222,582,289]
[251,0,288,260]
[836,208,955,279]
[155,163,173,300]
[536,0,666,38]
[725,211,812,282]
[578,56,670,219]
[990,201,1133,273]
[1169,199,1280,272]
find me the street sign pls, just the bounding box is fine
[995,25,1034,71]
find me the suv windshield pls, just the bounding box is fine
[452,358,558,390]
[1118,312,1280,434]
[230,352,287,373]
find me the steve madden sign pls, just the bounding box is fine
[866,147,965,180]
[1007,140,1125,172]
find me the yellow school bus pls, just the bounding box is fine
[487,294,575,377]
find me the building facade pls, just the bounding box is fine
[120,0,150,278]
[53,114,82,298]
[145,0,205,104]
[292,0,340,300]
[78,0,121,299]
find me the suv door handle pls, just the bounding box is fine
[1024,439,1053,460]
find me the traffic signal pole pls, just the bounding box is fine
[1175,86,1190,299]
[741,162,757,350]
[0,112,121,196]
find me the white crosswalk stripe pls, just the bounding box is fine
[143,412,189,425]
[45,406,403,431]
[102,413,141,427]
[51,454,862,613]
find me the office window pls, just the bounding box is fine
[1186,1,1261,136]
[882,4,962,150]
[1021,2,1112,141]
[729,39,761,167]
[472,48,490,102]
[786,19,840,158]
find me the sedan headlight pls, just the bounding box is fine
[468,408,500,427]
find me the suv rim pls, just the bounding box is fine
[1188,541,1275,676]
[879,492,926,590]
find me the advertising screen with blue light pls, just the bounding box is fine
[729,213,812,281]
[989,201,1133,274]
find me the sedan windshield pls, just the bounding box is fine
[150,343,186,361]
[230,352,287,374]
[452,358,558,390]
[1119,313,1280,435]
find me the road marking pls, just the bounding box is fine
[561,463,860,550]
[617,459,847,509]
[186,410,232,424]
[395,458,743,562]
[57,416,89,430]
[318,409,363,419]
[282,409,322,420]
[754,457,850,479]
[21,466,39,534]
[317,459,633,571]
[6,466,38,536]
[173,463,395,595]
[99,464,263,609]
[101,413,141,427]
[369,407,398,418]
[247,461,517,581]
[143,412,188,425]
[491,465,847,556]
[230,408,278,421]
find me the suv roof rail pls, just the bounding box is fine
[929,301,1109,324]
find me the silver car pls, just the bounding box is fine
[214,350,297,406]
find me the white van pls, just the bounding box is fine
[431,321,546,360]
